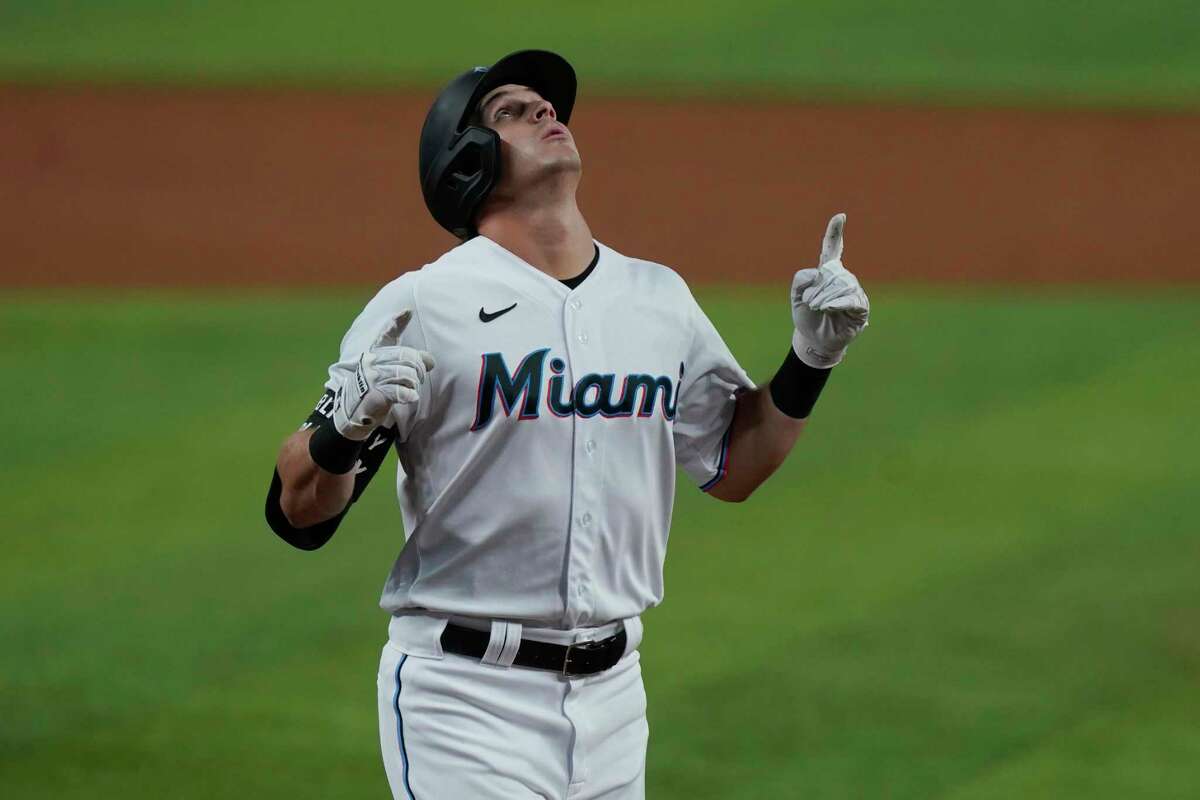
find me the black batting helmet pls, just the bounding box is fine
[419,50,577,239]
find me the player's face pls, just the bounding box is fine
[476,83,581,196]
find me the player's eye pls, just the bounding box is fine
[494,103,521,121]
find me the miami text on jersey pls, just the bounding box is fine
[471,348,682,431]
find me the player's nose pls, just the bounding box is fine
[531,99,555,123]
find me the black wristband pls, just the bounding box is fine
[308,422,365,474]
[768,346,833,419]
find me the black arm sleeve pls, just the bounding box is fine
[264,389,398,551]
[768,346,833,419]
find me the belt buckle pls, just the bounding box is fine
[562,638,608,677]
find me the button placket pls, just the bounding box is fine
[568,296,588,345]
[563,293,598,622]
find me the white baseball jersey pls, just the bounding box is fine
[325,236,751,630]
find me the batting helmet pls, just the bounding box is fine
[419,50,577,239]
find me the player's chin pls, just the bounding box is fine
[542,149,582,174]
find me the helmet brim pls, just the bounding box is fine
[461,50,577,130]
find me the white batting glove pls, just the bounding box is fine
[332,309,436,440]
[790,213,870,368]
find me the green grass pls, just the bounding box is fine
[2,1,1200,107]
[1,285,1197,798]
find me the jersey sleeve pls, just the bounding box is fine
[672,287,754,491]
[322,271,434,443]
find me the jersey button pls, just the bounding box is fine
[570,299,582,311]
[584,439,596,455]
[580,512,593,527]
[577,332,588,344]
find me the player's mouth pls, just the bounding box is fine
[542,124,569,141]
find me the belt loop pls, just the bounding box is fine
[497,622,522,667]
[621,617,642,658]
[480,620,508,666]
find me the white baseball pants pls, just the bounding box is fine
[376,617,648,799]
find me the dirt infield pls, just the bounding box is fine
[3,85,1198,287]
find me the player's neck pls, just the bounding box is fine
[477,199,594,281]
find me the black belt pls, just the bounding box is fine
[440,622,628,677]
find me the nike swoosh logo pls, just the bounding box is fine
[479,302,518,323]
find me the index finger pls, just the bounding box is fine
[819,213,846,266]
[372,309,413,348]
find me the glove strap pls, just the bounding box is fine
[769,345,832,420]
[791,330,845,369]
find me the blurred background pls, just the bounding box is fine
[2,2,1198,798]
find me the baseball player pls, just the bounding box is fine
[266,50,869,800]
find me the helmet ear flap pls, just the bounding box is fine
[426,125,500,240]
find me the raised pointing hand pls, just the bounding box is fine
[333,309,436,438]
[789,213,870,367]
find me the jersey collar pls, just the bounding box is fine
[472,235,607,300]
